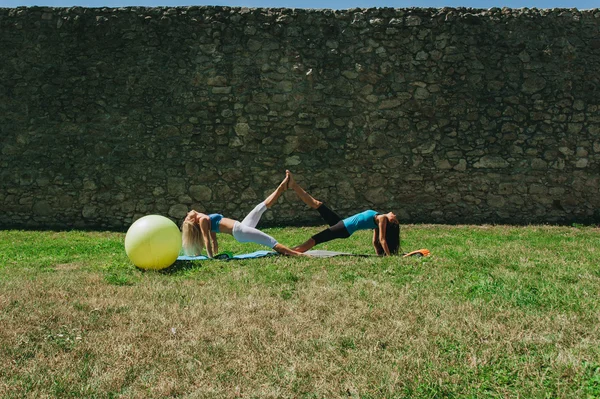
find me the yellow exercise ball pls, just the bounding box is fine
[125,215,182,270]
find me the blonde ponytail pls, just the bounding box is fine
[181,220,204,256]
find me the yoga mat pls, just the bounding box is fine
[177,250,275,261]
[176,249,429,261]
[177,249,365,261]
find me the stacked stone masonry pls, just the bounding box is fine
[1,6,599,229]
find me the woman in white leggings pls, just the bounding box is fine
[181,174,304,257]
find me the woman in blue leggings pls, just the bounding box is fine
[181,174,304,257]
[287,171,400,256]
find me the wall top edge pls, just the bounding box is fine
[0,5,598,13]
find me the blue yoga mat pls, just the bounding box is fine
[177,250,276,261]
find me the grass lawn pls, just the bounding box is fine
[0,224,599,398]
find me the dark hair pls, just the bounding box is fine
[385,222,401,255]
[374,222,401,256]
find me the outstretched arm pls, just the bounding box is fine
[210,231,218,255]
[372,229,384,256]
[199,218,214,258]
[377,217,391,256]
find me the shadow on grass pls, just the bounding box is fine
[163,260,205,274]
[133,260,204,275]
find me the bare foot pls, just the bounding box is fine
[286,170,297,189]
[279,172,290,191]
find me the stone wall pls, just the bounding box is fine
[1,6,599,230]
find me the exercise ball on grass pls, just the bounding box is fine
[125,215,182,270]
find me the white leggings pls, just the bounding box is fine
[232,201,278,249]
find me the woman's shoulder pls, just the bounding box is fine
[373,213,386,222]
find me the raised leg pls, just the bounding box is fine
[263,173,290,209]
[240,202,268,228]
[287,170,322,209]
